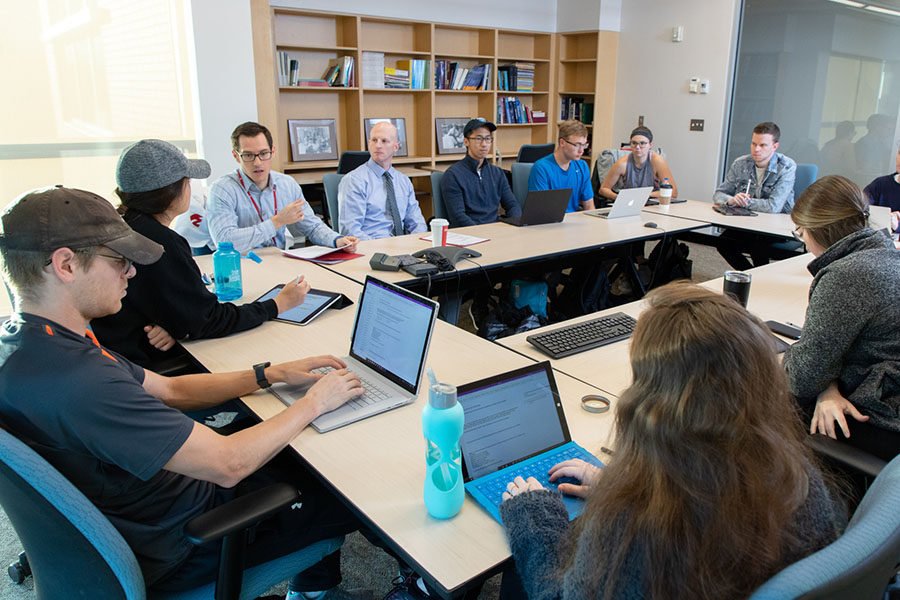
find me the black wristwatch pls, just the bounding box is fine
[253,362,272,389]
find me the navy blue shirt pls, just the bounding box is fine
[864,173,900,214]
[0,313,213,585]
[441,153,522,227]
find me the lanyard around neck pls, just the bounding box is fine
[237,170,278,246]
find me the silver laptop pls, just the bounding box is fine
[584,186,653,219]
[269,276,439,432]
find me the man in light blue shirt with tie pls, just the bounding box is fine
[338,122,427,240]
[207,122,358,254]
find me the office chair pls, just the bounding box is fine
[0,427,342,600]
[794,163,819,199]
[515,143,554,164]
[336,151,370,175]
[322,172,343,229]
[430,171,448,220]
[749,452,900,600]
[510,162,533,207]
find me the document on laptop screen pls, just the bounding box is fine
[460,370,567,479]
[351,280,433,387]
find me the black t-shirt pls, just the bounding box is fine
[864,173,900,214]
[91,210,277,366]
[0,313,215,585]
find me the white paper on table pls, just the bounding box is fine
[418,232,489,247]
[282,243,350,260]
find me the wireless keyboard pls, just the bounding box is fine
[526,312,637,359]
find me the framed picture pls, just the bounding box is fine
[287,119,338,162]
[364,118,408,157]
[435,118,468,155]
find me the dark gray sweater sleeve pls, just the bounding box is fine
[783,266,871,399]
[500,490,569,600]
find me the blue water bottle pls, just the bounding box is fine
[213,242,242,301]
[422,369,465,519]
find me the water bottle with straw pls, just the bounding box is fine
[422,367,465,519]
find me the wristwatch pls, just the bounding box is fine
[253,362,272,389]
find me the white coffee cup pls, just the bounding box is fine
[659,186,673,206]
[431,218,449,247]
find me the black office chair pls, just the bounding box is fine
[0,427,342,600]
[337,151,370,175]
[516,143,554,164]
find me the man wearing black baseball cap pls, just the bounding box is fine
[440,117,522,227]
[0,186,367,597]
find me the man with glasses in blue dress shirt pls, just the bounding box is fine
[337,121,426,240]
[208,122,358,254]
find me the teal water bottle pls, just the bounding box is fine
[213,241,242,301]
[422,379,465,519]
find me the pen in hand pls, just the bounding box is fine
[744,179,751,196]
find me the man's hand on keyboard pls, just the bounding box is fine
[548,459,602,499]
[272,355,349,386]
[305,369,365,416]
[501,476,545,502]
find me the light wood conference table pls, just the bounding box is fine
[497,253,815,396]
[186,250,617,598]
[643,199,797,237]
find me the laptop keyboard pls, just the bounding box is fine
[311,366,392,410]
[526,312,637,359]
[475,445,585,505]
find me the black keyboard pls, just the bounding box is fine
[526,312,637,359]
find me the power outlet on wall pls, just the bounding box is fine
[690,119,704,131]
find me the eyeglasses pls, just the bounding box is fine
[467,136,493,144]
[236,150,273,162]
[562,138,590,151]
[630,140,650,148]
[96,253,134,275]
[792,226,804,242]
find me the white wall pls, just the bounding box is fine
[556,0,621,33]
[275,0,557,32]
[188,0,258,181]
[612,0,740,201]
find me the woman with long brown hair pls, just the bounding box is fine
[785,174,900,459]
[499,282,842,599]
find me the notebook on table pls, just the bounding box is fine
[584,186,653,219]
[270,276,438,432]
[500,188,572,227]
[458,361,604,523]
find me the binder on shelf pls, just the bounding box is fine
[362,51,385,89]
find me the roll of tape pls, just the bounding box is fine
[581,394,611,413]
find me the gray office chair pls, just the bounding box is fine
[510,162,533,207]
[516,143,554,164]
[0,427,342,600]
[322,172,343,229]
[794,163,819,199]
[430,171,448,220]
[337,151,370,175]
[749,451,900,599]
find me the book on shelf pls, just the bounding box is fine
[434,61,490,90]
[321,56,355,87]
[295,79,329,87]
[397,59,429,89]
[277,51,304,87]
[497,96,536,124]
[498,62,534,92]
[362,51,385,89]
[559,97,594,124]
[384,67,410,88]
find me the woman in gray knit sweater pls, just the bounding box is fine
[499,282,842,600]
[784,175,900,459]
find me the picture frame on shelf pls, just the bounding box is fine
[287,119,338,162]
[364,118,408,157]
[435,118,468,155]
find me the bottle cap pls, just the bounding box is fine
[219,241,234,251]
[429,382,457,409]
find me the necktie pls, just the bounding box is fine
[383,171,404,236]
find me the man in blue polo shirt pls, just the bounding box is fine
[528,120,594,212]
[441,118,522,227]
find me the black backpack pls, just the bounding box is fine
[552,263,611,320]
[647,238,693,289]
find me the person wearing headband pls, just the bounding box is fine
[785,175,900,460]
[598,125,678,202]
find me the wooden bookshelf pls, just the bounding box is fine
[555,30,618,170]
[250,5,622,181]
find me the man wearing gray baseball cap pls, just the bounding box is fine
[0,186,368,597]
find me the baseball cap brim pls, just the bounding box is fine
[186,158,212,180]
[104,229,164,265]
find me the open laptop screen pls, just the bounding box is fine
[349,277,437,393]
[458,362,570,481]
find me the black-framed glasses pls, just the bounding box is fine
[96,253,134,275]
[561,138,590,151]
[236,150,273,162]
[630,140,650,148]
[467,136,493,144]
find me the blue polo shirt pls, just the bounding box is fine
[528,153,593,212]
